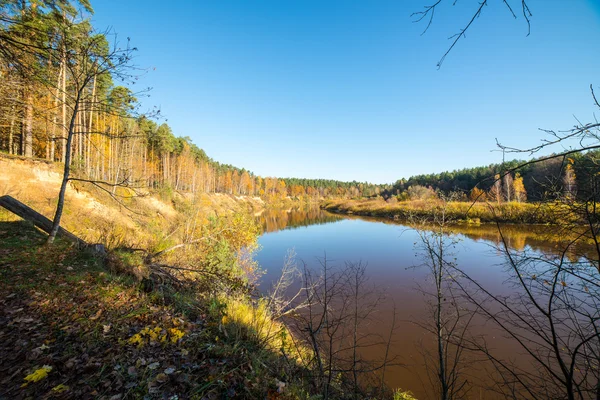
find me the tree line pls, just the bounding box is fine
[3,0,595,205]
[0,0,391,201]
[388,151,600,202]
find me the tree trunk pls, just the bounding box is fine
[77,107,82,159]
[48,91,80,244]
[8,105,16,155]
[86,76,96,174]
[61,54,67,163]
[50,65,63,161]
[0,195,83,245]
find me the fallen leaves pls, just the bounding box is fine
[51,383,69,393]
[169,327,185,343]
[164,367,176,375]
[127,325,186,347]
[89,308,103,320]
[1,222,300,399]
[22,365,52,386]
[148,361,160,370]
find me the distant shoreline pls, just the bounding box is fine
[320,198,570,225]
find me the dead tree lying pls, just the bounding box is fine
[0,195,85,246]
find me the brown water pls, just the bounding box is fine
[254,208,596,398]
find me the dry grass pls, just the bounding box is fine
[322,198,568,224]
[0,155,267,250]
[220,295,310,364]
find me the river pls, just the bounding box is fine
[254,207,591,399]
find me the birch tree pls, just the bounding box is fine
[46,23,141,243]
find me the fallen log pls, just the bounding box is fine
[0,195,85,245]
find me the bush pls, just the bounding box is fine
[407,185,437,201]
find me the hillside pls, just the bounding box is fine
[0,157,312,399]
[0,155,408,399]
[0,154,266,250]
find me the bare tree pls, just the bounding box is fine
[45,24,149,244]
[405,177,600,399]
[413,0,533,67]
[411,2,600,398]
[267,248,303,318]
[450,217,600,399]
[429,153,600,399]
[410,193,474,400]
[283,255,399,399]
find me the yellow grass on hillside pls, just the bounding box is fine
[0,155,265,249]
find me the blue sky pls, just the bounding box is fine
[90,0,600,184]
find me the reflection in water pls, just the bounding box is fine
[256,207,343,233]
[340,213,594,260]
[256,211,596,399]
[260,208,593,257]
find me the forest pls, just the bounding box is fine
[388,151,600,202]
[1,0,596,206]
[0,0,388,201]
[3,0,597,207]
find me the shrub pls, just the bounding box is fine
[407,185,437,201]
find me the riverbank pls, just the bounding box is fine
[321,198,567,224]
[0,158,312,398]
[0,155,315,249]
[0,157,403,399]
[0,220,313,398]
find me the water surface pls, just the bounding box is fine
[254,208,578,398]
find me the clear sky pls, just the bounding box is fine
[90,0,600,184]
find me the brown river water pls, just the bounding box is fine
[254,207,594,399]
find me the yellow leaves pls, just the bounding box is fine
[127,326,164,346]
[513,173,527,202]
[52,384,69,393]
[128,332,144,346]
[168,328,185,343]
[146,326,164,342]
[22,365,52,387]
[469,187,486,202]
[127,326,184,347]
[222,213,260,252]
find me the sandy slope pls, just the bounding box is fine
[0,155,264,247]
